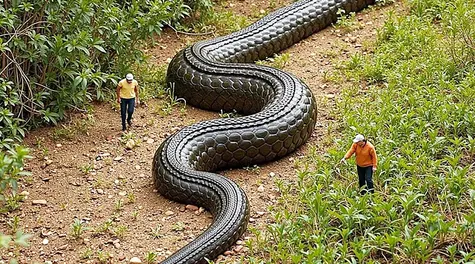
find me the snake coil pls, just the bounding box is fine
[153,0,374,263]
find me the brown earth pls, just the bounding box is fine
[0,1,398,263]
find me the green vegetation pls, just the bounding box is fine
[70,219,88,239]
[246,0,475,263]
[0,0,191,134]
[257,53,291,70]
[0,146,31,212]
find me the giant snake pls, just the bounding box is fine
[152,0,374,263]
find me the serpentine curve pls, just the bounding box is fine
[153,0,374,263]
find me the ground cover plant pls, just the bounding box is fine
[245,0,475,263]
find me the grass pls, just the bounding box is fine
[256,53,291,69]
[52,113,95,141]
[244,0,475,263]
[70,219,88,239]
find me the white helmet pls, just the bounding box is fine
[126,73,134,81]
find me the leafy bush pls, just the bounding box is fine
[0,0,190,132]
[245,0,475,263]
[0,146,31,212]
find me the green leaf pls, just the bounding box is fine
[14,231,32,247]
[93,45,106,53]
[0,234,11,248]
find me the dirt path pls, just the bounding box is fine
[1,1,396,263]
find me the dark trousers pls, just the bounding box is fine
[357,165,374,194]
[120,98,135,130]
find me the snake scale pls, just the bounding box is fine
[153,0,374,263]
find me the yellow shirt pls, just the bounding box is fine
[118,79,138,99]
[344,141,378,168]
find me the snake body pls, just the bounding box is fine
[153,0,374,263]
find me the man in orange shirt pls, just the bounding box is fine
[117,73,139,131]
[340,134,378,194]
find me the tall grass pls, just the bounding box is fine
[245,0,475,263]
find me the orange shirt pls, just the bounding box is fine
[344,141,378,168]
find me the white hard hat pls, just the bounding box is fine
[353,134,365,143]
[126,73,134,81]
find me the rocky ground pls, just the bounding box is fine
[0,1,397,263]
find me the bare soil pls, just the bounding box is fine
[0,1,397,263]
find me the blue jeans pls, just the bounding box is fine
[357,165,374,194]
[120,98,135,130]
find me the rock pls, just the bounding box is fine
[234,245,244,252]
[118,191,127,196]
[42,238,49,245]
[125,139,135,150]
[32,200,47,205]
[129,257,142,263]
[224,250,233,256]
[269,172,276,177]
[185,205,199,211]
[114,156,123,162]
[194,207,205,216]
[256,211,266,217]
[257,185,265,192]
[118,254,126,261]
[135,165,141,170]
[113,239,121,249]
[56,144,62,148]
[97,189,104,195]
[58,244,68,250]
[165,211,174,216]
[41,230,53,238]
[146,138,154,144]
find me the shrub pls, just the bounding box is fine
[0,146,31,212]
[0,0,190,131]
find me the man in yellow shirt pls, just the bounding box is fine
[340,134,378,194]
[117,73,139,131]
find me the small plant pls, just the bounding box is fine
[96,219,114,235]
[172,222,186,232]
[80,163,94,174]
[219,109,240,118]
[52,126,75,140]
[150,225,162,239]
[115,199,124,212]
[335,9,358,31]
[244,165,261,174]
[113,225,128,239]
[70,219,88,239]
[145,251,158,263]
[0,146,32,212]
[0,231,32,261]
[131,210,139,221]
[96,250,110,264]
[8,216,21,234]
[127,192,136,204]
[81,247,94,259]
[120,132,140,149]
[256,53,291,69]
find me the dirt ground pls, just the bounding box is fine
[0,1,397,263]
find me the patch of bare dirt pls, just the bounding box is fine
[0,1,398,264]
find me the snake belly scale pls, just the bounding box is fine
[152,0,374,263]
